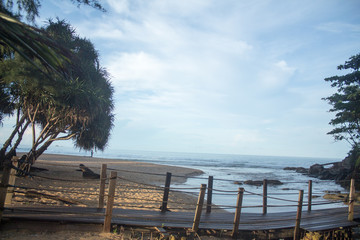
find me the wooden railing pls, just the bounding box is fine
[0,156,357,239]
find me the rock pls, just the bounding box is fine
[244,179,283,186]
[283,167,308,174]
[319,169,335,180]
[308,164,324,177]
[79,164,100,179]
[323,193,348,202]
[234,181,243,185]
[267,180,283,185]
[295,167,308,174]
[283,167,297,171]
[244,180,262,186]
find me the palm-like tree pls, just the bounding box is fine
[0,19,114,167]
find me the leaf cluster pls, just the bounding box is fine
[1,19,114,154]
[323,53,360,148]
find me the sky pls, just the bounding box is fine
[2,0,360,158]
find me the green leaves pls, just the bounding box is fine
[324,53,360,149]
[0,12,71,79]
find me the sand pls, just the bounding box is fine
[9,153,206,210]
[1,153,229,239]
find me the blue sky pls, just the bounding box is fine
[2,0,360,158]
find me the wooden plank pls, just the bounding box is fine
[25,190,81,205]
[161,172,172,212]
[348,178,355,221]
[3,206,359,232]
[231,187,244,237]
[294,190,304,240]
[206,176,213,213]
[103,171,117,232]
[192,184,206,232]
[5,157,18,205]
[263,179,268,214]
[98,164,107,209]
[308,180,312,212]
[0,161,12,221]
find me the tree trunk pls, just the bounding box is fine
[1,116,29,165]
[25,132,60,164]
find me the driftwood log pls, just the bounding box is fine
[79,164,100,179]
[25,190,81,205]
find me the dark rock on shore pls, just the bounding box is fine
[283,167,308,174]
[284,152,359,189]
[243,179,283,186]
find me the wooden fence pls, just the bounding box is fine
[0,157,358,239]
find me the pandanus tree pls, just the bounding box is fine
[0,19,114,166]
[0,0,105,125]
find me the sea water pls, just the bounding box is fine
[37,147,347,213]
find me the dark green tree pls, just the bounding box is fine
[323,53,360,166]
[0,20,114,166]
[0,0,106,125]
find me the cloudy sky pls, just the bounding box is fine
[4,0,360,158]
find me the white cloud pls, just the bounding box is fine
[107,52,167,91]
[106,0,130,14]
[234,130,264,144]
[258,60,296,90]
[316,22,360,33]
[31,0,360,157]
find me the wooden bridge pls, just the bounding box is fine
[1,159,359,239]
[2,205,360,231]
[2,205,359,239]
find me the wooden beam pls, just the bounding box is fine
[231,187,244,238]
[308,180,312,212]
[0,161,11,222]
[98,164,107,209]
[103,171,117,232]
[5,157,18,205]
[348,179,355,221]
[192,184,206,232]
[263,179,268,214]
[161,172,172,213]
[294,190,304,240]
[206,176,213,214]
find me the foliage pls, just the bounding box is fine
[1,0,104,23]
[0,0,112,165]
[0,19,114,164]
[323,53,360,153]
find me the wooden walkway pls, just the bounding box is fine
[3,205,359,232]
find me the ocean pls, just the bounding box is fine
[34,147,347,213]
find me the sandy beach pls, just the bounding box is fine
[1,153,228,239]
[10,153,206,209]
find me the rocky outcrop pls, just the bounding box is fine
[284,167,308,174]
[284,155,358,189]
[236,179,283,186]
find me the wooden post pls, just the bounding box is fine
[103,171,117,232]
[161,172,172,213]
[192,184,206,232]
[263,179,268,214]
[98,163,107,209]
[5,157,18,205]
[348,179,355,221]
[231,188,244,238]
[206,176,213,213]
[0,161,12,222]
[294,190,304,240]
[307,180,312,212]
